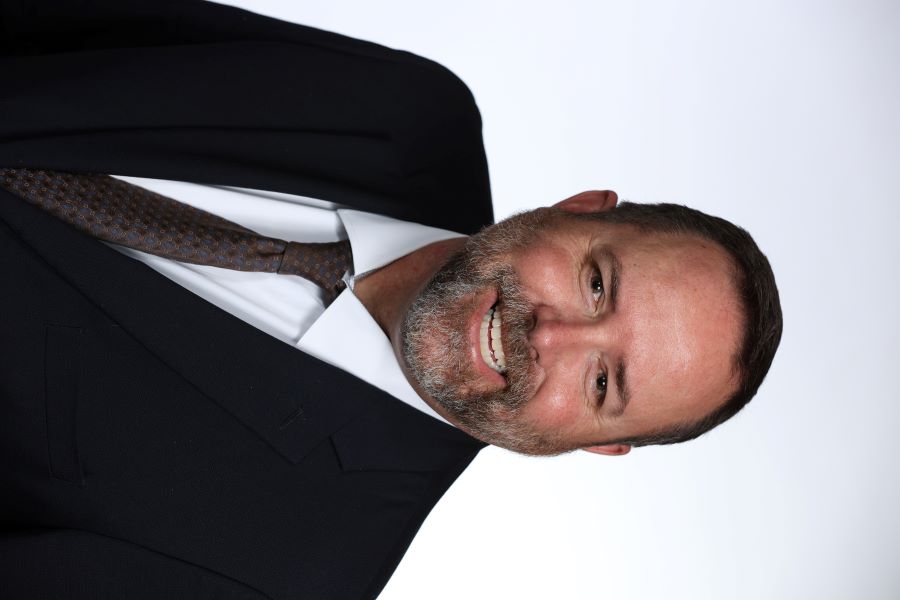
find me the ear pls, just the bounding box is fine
[553,190,618,214]
[581,443,631,456]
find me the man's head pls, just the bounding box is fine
[400,192,782,456]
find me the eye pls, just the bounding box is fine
[596,371,608,405]
[590,271,605,302]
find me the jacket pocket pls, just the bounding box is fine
[44,324,85,487]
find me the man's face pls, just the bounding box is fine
[400,203,743,456]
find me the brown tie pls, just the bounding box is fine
[0,168,353,304]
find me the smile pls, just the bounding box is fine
[479,301,507,373]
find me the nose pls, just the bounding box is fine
[527,306,608,361]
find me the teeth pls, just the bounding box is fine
[479,303,507,374]
[492,307,506,367]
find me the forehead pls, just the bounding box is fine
[627,238,741,417]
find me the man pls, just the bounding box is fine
[0,1,782,599]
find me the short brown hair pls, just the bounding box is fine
[577,202,783,446]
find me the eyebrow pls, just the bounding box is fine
[608,249,622,307]
[595,246,628,417]
[610,360,630,417]
[596,247,621,308]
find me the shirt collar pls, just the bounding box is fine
[296,209,465,427]
[337,208,466,281]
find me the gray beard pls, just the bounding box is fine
[399,208,576,456]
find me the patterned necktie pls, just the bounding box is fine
[0,168,353,304]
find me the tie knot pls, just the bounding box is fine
[279,240,353,304]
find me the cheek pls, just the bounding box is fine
[521,378,587,432]
[510,247,574,302]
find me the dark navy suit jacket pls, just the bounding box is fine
[0,2,493,598]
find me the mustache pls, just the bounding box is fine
[490,270,537,411]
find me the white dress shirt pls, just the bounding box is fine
[107,176,465,425]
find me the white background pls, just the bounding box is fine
[221,2,900,598]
